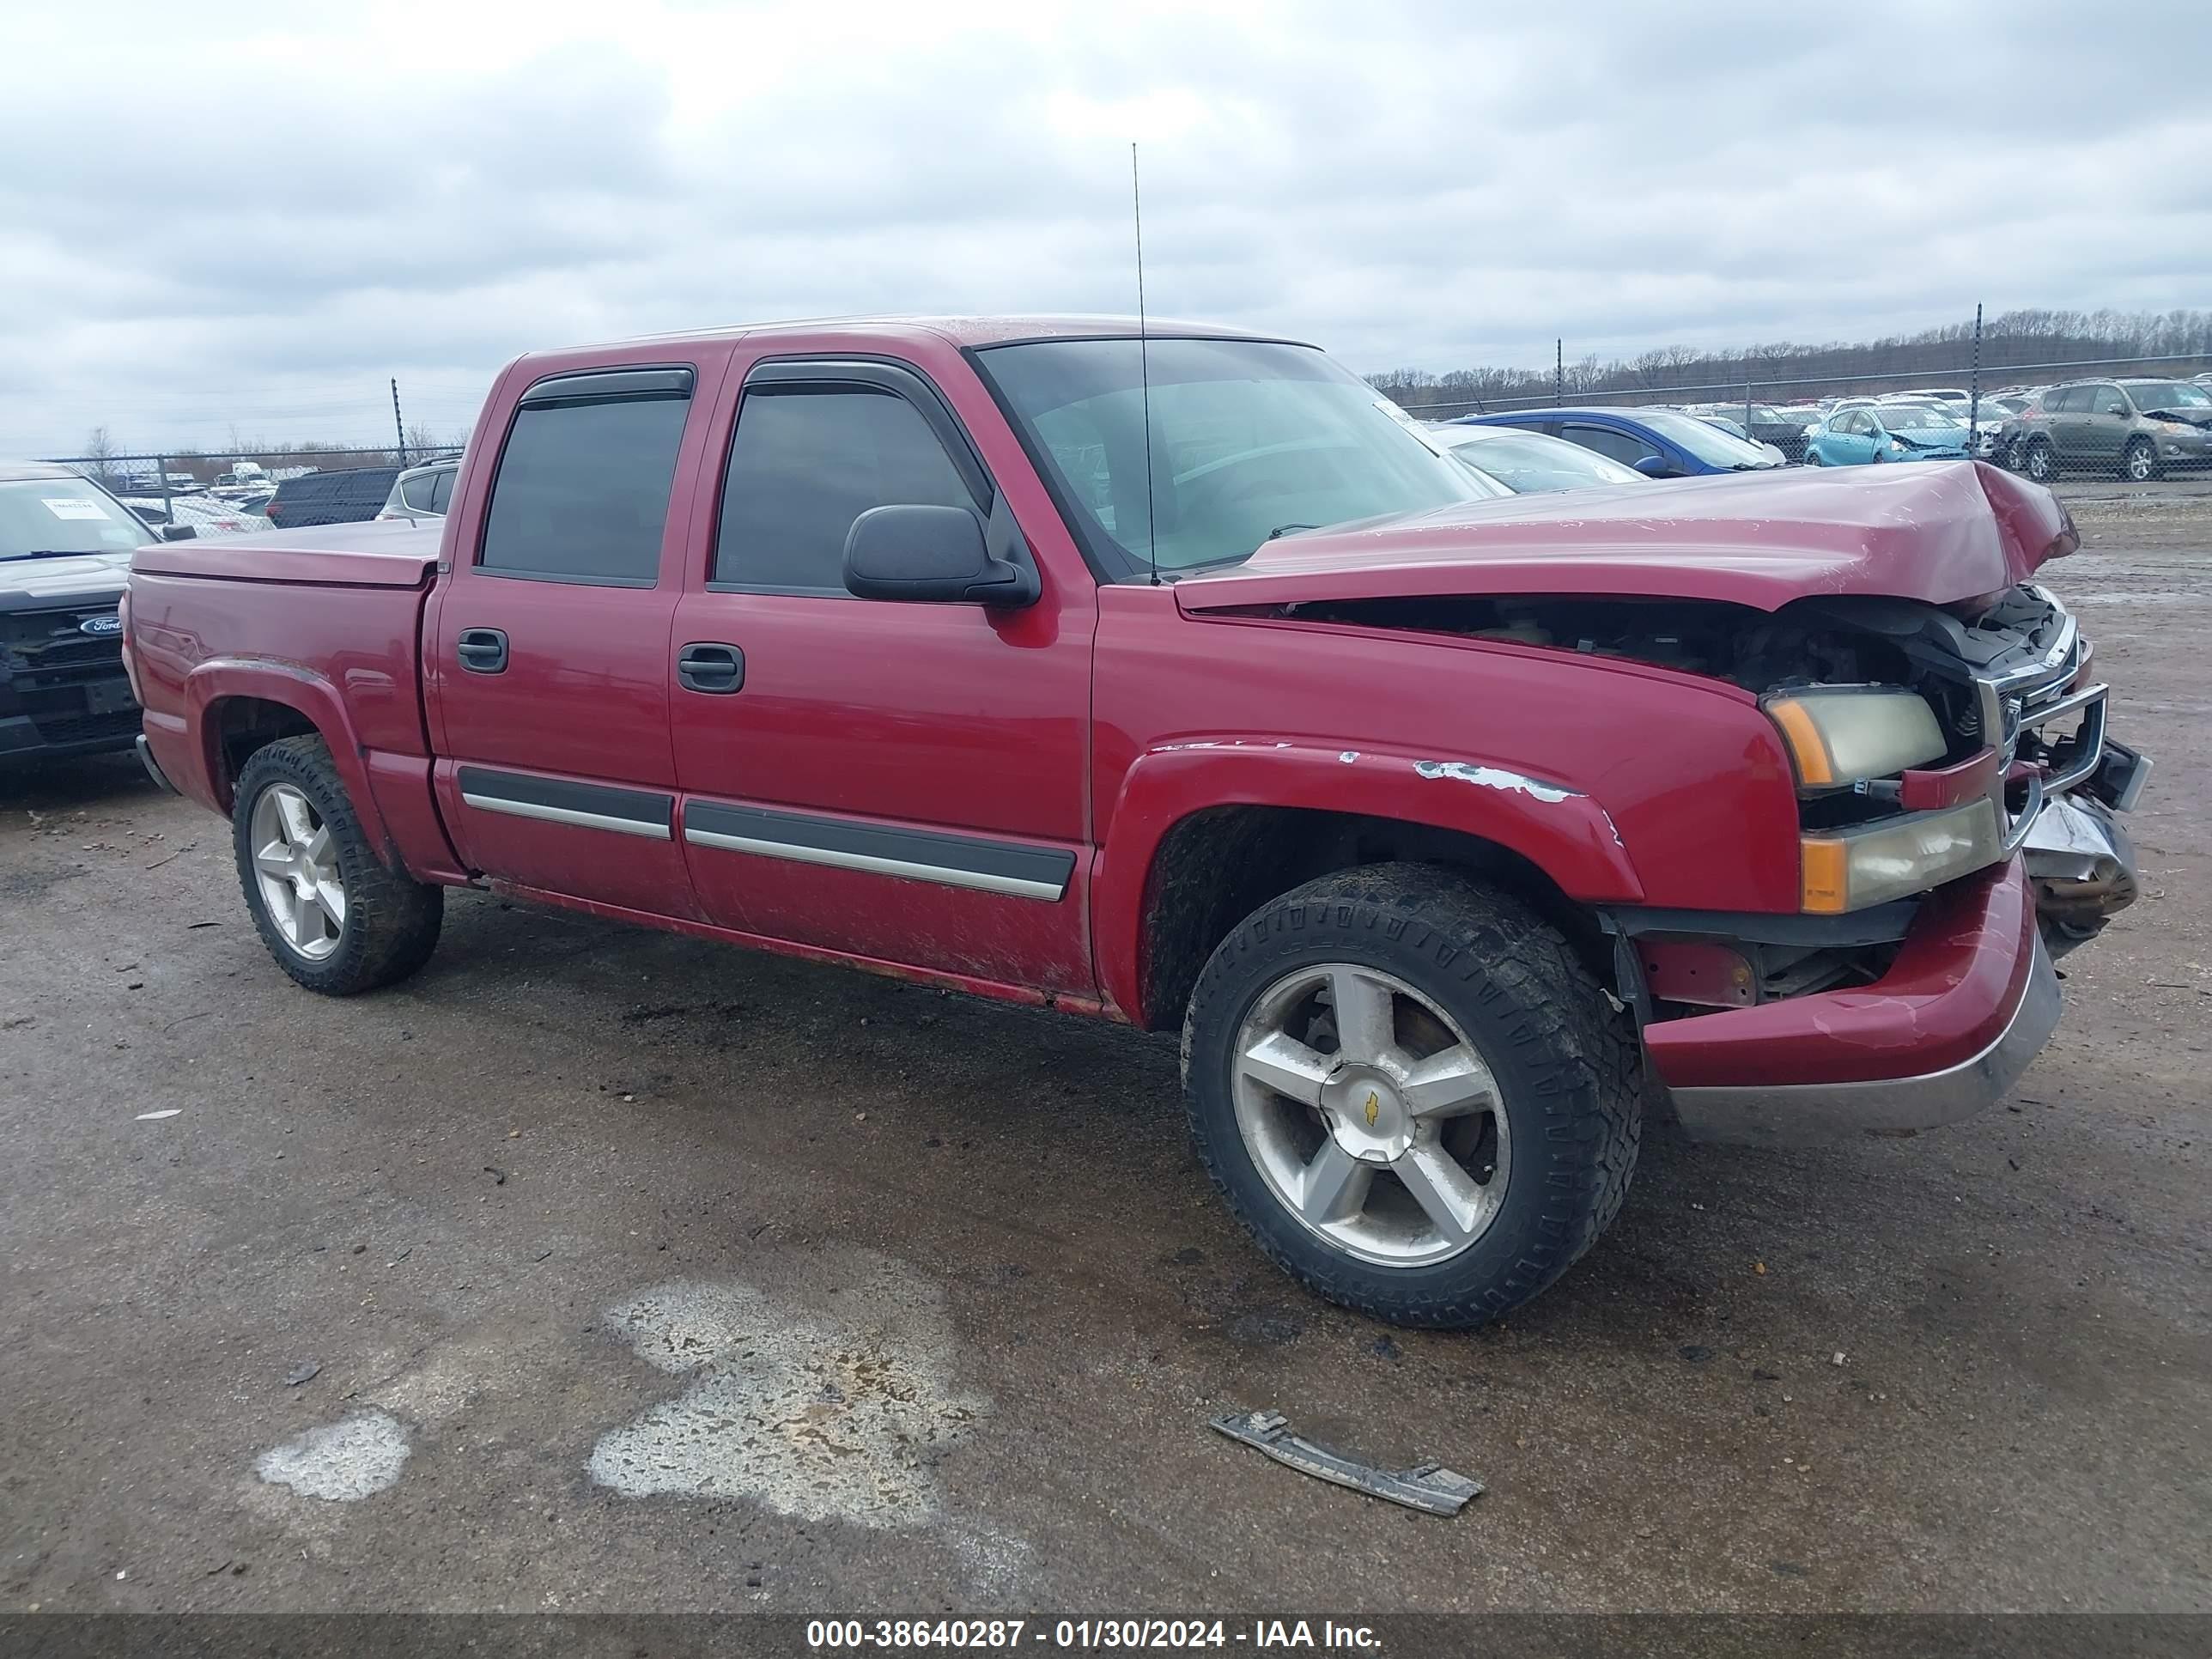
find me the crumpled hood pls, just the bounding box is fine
[0,550,135,603]
[1884,426,1970,452]
[1174,459,2074,615]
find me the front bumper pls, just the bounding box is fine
[1650,860,2057,1145]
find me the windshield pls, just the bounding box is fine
[2123,381,2212,409]
[1628,408,1778,468]
[0,476,154,559]
[974,337,1492,574]
[1442,428,1644,492]
[1878,405,1963,430]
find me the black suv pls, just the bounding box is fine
[263,465,406,530]
[1,462,154,766]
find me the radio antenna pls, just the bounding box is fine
[1131,142,1159,586]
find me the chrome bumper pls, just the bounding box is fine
[2023,788,2141,951]
[1668,940,2061,1144]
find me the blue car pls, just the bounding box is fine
[1454,406,1784,477]
[1804,404,1971,466]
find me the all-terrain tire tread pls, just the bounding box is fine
[231,735,442,996]
[1181,862,1641,1328]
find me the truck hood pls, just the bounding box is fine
[0,550,136,605]
[131,520,441,588]
[1175,459,2074,616]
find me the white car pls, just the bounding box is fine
[119,492,271,538]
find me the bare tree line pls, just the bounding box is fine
[1369,307,2212,411]
[69,422,470,485]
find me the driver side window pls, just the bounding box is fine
[714,386,975,593]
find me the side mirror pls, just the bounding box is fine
[159,523,198,541]
[843,503,1038,606]
[1632,455,1675,478]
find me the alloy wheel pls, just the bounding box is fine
[1231,963,1510,1268]
[250,782,347,960]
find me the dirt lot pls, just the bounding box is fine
[2,481,2206,1619]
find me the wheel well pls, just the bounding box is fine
[209,697,320,804]
[1134,805,1610,1032]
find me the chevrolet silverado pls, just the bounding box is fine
[124,318,2149,1326]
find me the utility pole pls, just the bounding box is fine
[1966,304,1984,453]
[391,379,408,465]
[1555,339,1563,404]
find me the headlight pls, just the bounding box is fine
[1765,690,1947,787]
[1800,799,2002,913]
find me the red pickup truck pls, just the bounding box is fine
[124,317,2149,1327]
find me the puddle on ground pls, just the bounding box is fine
[588,1263,988,1528]
[254,1409,411,1501]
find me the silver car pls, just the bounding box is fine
[377,458,459,521]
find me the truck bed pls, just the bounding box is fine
[131,520,441,589]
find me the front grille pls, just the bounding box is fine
[31,708,141,748]
[1972,587,2106,848]
[1,604,125,684]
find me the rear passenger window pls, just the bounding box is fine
[480,375,692,584]
[429,470,454,513]
[714,388,974,591]
[400,472,441,511]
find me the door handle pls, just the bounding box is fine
[456,628,507,674]
[678,641,745,695]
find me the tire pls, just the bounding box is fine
[2024,439,2055,483]
[2122,436,2157,483]
[232,734,442,995]
[1180,863,1641,1328]
[1803,447,1824,466]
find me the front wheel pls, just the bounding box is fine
[232,735,442,995]
[1181,864,1641,1328]
[2122,436,2157,483]
[2024,439,2056,483]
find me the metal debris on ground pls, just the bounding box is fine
[135,1109,181,1121]
[1208,1408,1481,1516]
[284,1362,320,1387]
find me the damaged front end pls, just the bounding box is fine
[1284,580,2148,959]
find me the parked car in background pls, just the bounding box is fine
[1,461,154,765]
[119,492,271,538]
[1682,402,1811,461]
[1803,404,1970,466]
[376,458,460,521]
[263,465,406,529]
[1893,387,1972,409]
[2010,380,2212,483]
[1425,422,1647,493]
[1455,406,1784,477]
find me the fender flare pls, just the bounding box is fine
[1091,742,1645,1022]
[184,659,392,855]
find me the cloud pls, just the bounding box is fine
[2,0,2206,453]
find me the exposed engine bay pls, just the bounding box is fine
[1279,582,2144,1008]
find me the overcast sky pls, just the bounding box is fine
[3,3,2207,456]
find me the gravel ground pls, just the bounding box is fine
[2,486,2206,1617]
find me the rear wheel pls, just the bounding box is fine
[232,735,442,995]
[1181,864,1641,1328]
[2122,436,2157,483]
[2024,439,2056,483]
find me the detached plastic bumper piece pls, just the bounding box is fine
[1210,1409,1482,1516]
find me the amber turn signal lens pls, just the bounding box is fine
[1799,838,1850,914]
[1769,698,1836,787]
